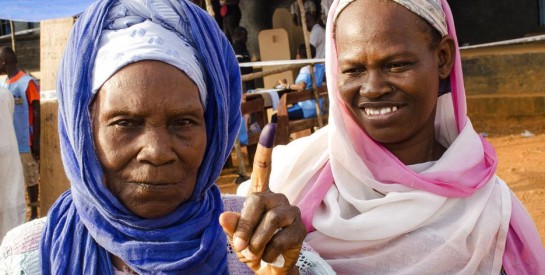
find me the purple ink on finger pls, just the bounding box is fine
[258,123,276,148]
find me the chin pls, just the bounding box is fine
[365,128,408,145]
[129,200,184,219]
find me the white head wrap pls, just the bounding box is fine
[334,0,448,36]
[92,17,207,107]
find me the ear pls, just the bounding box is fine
[436,35,455,80]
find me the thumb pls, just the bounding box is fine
[219,211,240,238]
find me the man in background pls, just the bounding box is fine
[0,46,40,220]
[0,86,26,241]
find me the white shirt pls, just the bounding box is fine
[309,24,325,58]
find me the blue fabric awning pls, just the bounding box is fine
[0,0,96,22]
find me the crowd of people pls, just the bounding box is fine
[1,0,544,274]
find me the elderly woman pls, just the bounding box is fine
[0,0,338,274]
[240,0,545,274]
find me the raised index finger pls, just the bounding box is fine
[249,123,276,194]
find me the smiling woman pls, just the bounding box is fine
[0,0,333,274]
[256,0,545,274]
[335,0,451,164]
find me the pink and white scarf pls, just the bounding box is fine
[264,0,545,273]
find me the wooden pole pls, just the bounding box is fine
[9,21,16,52]
[39,18,74,216]
[241,63,305,82]
[296,0,324,127]
[205,0,215,17]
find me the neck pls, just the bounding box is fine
[111,254,137,274]
[383,114,446,165]
[6,67,18,79]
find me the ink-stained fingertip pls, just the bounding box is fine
[258,123,276,148]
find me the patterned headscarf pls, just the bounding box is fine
[40,0,241,274]
[335,0,447,36]
[91,6,207,106]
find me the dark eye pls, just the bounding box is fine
[114,119,141,127]
[342,66,366,76]
[386,62,411,72]
[172,119,192,127]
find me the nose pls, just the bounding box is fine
[359,70,392,99]
[136,126,177,166]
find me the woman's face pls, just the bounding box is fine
[92,61,207,219]
[335,0,452,148]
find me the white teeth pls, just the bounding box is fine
[380,107,391,115]
[365,106,399,116]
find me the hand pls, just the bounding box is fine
[220,192,305,274]
[220,124,306,274]
[277,79,288,89]
[31,143,40,160]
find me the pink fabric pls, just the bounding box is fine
[292,161,333,232]
[503,196,545,273]
[295,0,545,273]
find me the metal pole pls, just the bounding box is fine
[296,0,324,127]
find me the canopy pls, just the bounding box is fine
[0,0,95,22]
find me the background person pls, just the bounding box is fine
[219,0,241,43]
[0,46,40,220]
[232,26,255,91]
[305,1,325,59]
[276,43,325,120]
[0,86,25,242]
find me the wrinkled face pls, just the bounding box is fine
[92,61,207,219]
[336,0,450,147]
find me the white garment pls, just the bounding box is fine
[321,0,334,23]
[309,24,325,58]
[265,95,511,274]
[0,87,26,242]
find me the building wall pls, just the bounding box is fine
[0,33,40,75]
[449,0,544,46]
[461,42,545,131]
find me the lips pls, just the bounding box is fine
[132,181,179,186]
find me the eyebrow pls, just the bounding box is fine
[101,106,204,118]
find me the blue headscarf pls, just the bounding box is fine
[40,0,241,273]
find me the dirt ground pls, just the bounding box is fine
[480,118,545,247]
[219,115,545,246]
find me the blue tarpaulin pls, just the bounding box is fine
[0,0,96,22]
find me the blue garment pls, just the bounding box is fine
[290,63,325,118]
[1,75,35,153]
[40,0,241,274]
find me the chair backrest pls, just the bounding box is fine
[275,86,328,145]
[240,96,267,165]
[241,96,267,144]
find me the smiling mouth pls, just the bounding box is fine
[364,106,400,116]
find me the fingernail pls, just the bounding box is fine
[260,260,268,271]
[233,236,247,251]
[270,254,285,268]
[241,248,258,260]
